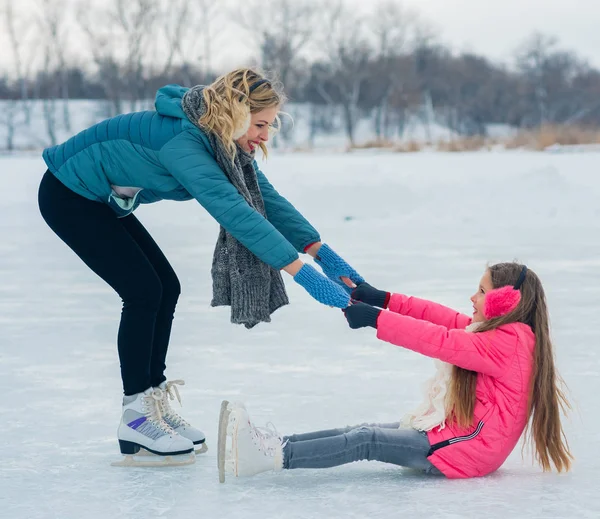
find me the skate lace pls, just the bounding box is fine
[142,388,175,435]
[251,422,282,455]
[161,379,190,428]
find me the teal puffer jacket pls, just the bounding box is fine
[42,85,320,270]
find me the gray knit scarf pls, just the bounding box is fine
[181,86,289,329]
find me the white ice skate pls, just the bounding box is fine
[217,400,284,483]
[112,387,195,467]
[157,380,207,454]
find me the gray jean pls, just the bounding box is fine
[282,422,443,475]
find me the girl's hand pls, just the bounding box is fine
[343,301,382,329]
[351,283,390,308]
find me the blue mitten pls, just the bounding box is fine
[314,243,365,292]
[294,264,351,308]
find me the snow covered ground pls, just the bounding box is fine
[1,150,599,518]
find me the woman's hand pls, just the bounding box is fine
[313,243,364,292]
[293,264,351,308]
[305,243,353,287]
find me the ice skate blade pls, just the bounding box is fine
[111,452,196,467]
[133,444,208,456]
[135,446,207,457]
[217,400,231,483]
[195,442,208,454]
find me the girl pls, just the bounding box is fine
[218,262,573,480]
[38,68,361,465]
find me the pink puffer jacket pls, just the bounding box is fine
[376,293,535,479]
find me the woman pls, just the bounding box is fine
[38,68,362,464]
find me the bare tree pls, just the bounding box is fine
[232,0,321,87]
[36,0,72,132]
[411,35,449,139]
[516,33,557,125]
[154,0,222,85]
[156,0,196,82]
[229,0,323,145]
[368,0,421,140]
[76,2,126,115]
[2,0,36,106]
[1,0,38,149]
[0,100,19,151]
[77,0,160,114]
[114,0,161,110]
[157,0,192,78]
[315,1,373,146]
[515,33,585,126]
[569,68,600,125]
[41,47,58,146]
[198,0,222,77]
[227,0,321,145]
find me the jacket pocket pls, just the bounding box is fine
[427,420,485,456]
[107,189,143,218]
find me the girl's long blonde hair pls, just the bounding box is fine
[446,262,573,472]
[198,68,286,159]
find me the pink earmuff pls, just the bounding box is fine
[483,266,528,319]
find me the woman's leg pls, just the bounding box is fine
[119,214,180,388]
[284,422,400,443]
[38,171,163,396]
[283,424,439,474]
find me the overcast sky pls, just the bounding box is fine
[2,0,600,77]
[224,0,600,71]
[400,0,600,67]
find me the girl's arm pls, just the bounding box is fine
[387,293,472,330]
[376,310,518,377]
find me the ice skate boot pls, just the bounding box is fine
[218,400,283,482]
[112,387,195,467]
[157,380,207,454]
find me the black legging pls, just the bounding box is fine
[38,170,180,395]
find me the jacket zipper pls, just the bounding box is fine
[427,420,485,456]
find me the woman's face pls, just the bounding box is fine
[236,106,279,153]
[470,270,494,322]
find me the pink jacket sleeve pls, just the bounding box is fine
[387,293,472,330]
[376,311,519,378]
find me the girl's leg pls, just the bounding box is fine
[285,422,400,443]
[120,214,180,388]
[38,171,163,396]
[283,425,440,474]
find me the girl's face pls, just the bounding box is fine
[471,270,494,322]
[236,106,278,153]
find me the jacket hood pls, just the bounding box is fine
[154,84,191,119]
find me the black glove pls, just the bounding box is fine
[343,301,382,329]
[351,283,390,308]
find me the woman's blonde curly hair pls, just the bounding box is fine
[198,68,286,159]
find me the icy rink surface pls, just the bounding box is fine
[1,151,599,518]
